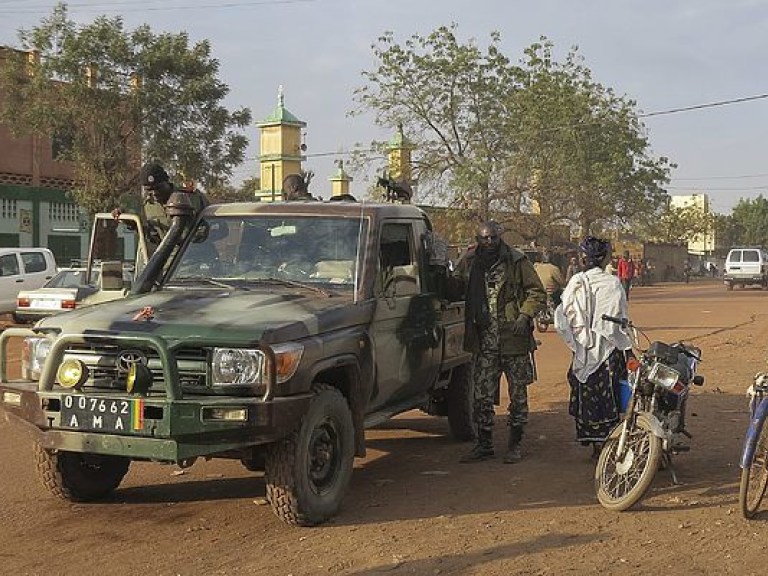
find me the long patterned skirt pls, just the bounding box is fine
[567,349,624,443]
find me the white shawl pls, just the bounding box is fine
[554,267,632,383]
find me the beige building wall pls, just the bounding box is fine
[670,193,715,254]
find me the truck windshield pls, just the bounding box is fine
[169,215,366,289]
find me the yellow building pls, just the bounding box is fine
[329,160,353,198]
[670,193,716,255]
[387,124,414,184]
[256,87,306,201]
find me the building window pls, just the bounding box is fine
[49,202,78,222]
[1,199,17,220]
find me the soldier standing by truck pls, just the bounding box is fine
[457,221,546,464]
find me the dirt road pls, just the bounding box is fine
[1,280,766,575]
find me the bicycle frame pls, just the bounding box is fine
[741,385,768,468]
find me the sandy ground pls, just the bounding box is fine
[1,279,767,576]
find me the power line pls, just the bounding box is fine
[639,93,768,118]
[0,0,313,14]
[667,185,768,192]
[672,172,768,182]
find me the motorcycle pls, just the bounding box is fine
[594,315,704,511]
[534,290,556,333]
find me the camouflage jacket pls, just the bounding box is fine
[457,243,546,355]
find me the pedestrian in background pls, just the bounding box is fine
[566,256,580,283]
[555,237,632,458]
[534,251,566,307]
[636,258,646,286]
[456,221,546,464]
[617,250,635,300]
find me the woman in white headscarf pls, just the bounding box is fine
[555,237,632,456]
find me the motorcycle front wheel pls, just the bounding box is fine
[595,416,662,511]
[739,416,768,519]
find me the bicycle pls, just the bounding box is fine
[739,372,768,518]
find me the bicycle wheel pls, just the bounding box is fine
[595,416,662,511]
[739,417,768,519]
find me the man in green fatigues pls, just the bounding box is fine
[138,163,209,249]
[457,221,546,463]
[114,163,209,252]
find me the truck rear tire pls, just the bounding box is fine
[446,364,474,442]
[33,442,130,502]
[265,384,355,526]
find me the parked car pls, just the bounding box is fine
[0,247,57,314]
[14,264,133,323]
[724,247,768,290]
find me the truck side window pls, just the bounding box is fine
[21,252,47,273]
[378,223,419,295]
[0,254,19,277]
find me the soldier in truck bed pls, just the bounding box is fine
[113,162,209,250]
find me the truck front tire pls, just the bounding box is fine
[446,364,474,442]
[265,384,355,526]
[33,442,130,502]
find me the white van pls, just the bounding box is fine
[0,248,57,313]
[724,247,768,290]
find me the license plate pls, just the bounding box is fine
[60,395,143,432]
[31,299,61,309]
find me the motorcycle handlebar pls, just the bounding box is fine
[601,314,702,361]
[601,314,631,328]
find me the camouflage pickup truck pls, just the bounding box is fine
[0,194,471,526]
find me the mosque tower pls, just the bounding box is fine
[256,86,306,201]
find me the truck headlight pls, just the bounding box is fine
[211,348,264,386]
[210,343,303,387]
[22,337,52,381]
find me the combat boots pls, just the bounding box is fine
[503,426,523,464]
[460,429,494,463]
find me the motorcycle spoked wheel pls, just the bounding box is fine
[595,416,662,511]
[739,418,768,519]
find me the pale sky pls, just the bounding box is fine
[1,0,767,214]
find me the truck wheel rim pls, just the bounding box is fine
[308,418,341,493]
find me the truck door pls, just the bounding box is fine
[86,213,150,290]
[369,220,439,410]
[0,252,22,312]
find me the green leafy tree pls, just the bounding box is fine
[351,25,517,225]
[637,202,714,244]
[508,40,673,238]
[206,176,260,204]
[0,3,251,215]
[352,26,673,239]
[730,195,768,246]
[712,213,741,249]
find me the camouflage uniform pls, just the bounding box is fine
[142,189,208,249]
[459,242,546,461]
[116,187,208,252]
